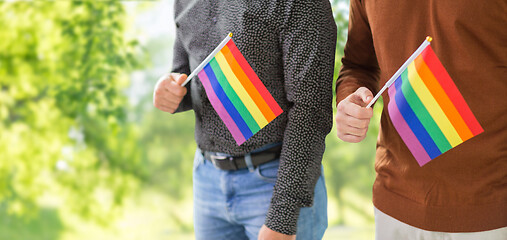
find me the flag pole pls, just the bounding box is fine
[180,32,233,87]
[366,36,433,108]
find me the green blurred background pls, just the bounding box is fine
[0,1,382,239]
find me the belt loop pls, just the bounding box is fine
[245,153,254,172]
[196,148,204,165]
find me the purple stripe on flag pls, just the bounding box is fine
[388,85,432,166]
[198,70,246,145]
[204,64,253,139]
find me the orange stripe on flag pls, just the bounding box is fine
[414,55,474,141]
[226,40,283,116]
[421,46,483,135]
[221,45,277,122]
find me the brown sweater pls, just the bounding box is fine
[337,0,507,232]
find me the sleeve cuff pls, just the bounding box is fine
[174,84,192,113]
[264,201,301,235]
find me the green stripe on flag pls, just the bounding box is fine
[209,59,260,133]
[400,70,452,153]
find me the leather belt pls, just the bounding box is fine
[203,145,282,171]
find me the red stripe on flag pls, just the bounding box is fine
[221,45,277,122]
[421,46,483,135]
[226,40,283,116]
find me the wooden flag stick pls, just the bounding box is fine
[366,36,433,108]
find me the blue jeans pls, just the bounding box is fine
[193,147,328,240]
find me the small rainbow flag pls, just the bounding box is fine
[186,33,283,145]
[385,37,483,166]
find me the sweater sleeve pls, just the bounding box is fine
[264,0,336,235]
[171,21,193,113]
[336,0,380,104]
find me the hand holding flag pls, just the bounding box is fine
[335,87,374,143]
[153,73,188,113]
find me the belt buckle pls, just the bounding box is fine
[209,154,226,167]
[209,154,237,170]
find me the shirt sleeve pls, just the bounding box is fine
[335,0,380,104]
[171,24,193,113]
[264,0,336,235]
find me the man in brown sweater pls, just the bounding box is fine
[335,0,507,239]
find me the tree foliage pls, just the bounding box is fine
[0,1,145,222]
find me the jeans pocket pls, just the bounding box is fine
[254,159,279,184]
[193,149,204,172]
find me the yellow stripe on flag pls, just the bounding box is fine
[215,51,268,127]
[407,63,463,147]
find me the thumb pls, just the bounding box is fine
[172,73,188,86]
[356,87,373,105]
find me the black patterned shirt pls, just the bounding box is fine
[172,0,336,235]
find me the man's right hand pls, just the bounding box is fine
[335,87,374,143]
[153,73,188,113]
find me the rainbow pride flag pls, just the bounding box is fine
[195,34,283,145]
[387,38,483,166]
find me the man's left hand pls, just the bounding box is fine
[258,225,296,240]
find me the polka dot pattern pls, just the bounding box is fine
[172,0,336,235]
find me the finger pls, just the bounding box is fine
[153,98,174,111]
[155,73,171,89]
[344,125,368,137]
[167,80,188,97]
[163,73,187,97]
[337,133,366,143]
[335,110,371,129]
[157,72,186,90]
[154,96,181,108]
[171,73,188,86]
[154,81,185,103]
[337,124,368,142]
[336,120,368,137]
[336,116,368,137]
[153,99,179,113]
[339,98,373,119]
[157,105,177,113]
[154,81,170,96]
[153,73,171,104]
[344,115,371,129]
[355,87,373,106]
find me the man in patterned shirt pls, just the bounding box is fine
[153,0,336,239]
